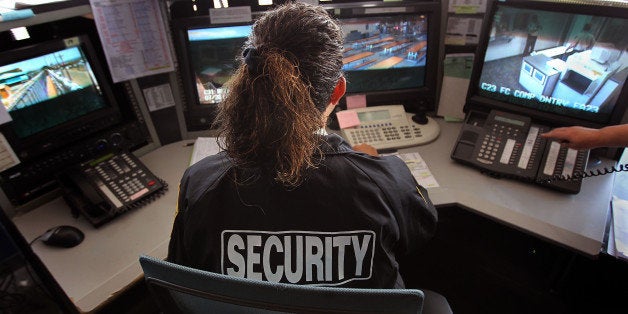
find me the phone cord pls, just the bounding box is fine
[537,163,628,183]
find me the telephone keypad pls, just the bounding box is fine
[476,122,528,164]
[478,134,501,161]
[88,152,163,211]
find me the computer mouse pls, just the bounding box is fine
[40,225,85,248]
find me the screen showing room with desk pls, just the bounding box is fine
[477,5,627,124]
[339,14,429,93]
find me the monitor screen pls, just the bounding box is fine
[473,1,628,126]
[186,25,251,106]
[172,17,254,131]
[172,2,440,131]
[339,14,428,93]
[1,44,108,138]
[324,1,441,113]
[0,34,123,163]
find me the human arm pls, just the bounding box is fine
[541,124,628,150]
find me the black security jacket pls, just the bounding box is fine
[167,134,437,288]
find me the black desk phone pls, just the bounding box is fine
[57,151,167,227]
[451,110,589,194]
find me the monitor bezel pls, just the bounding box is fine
[465,0,628,129]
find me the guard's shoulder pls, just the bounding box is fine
[182,152,232,198]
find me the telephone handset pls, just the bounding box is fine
[451,110,592,193]
[339,105,440,150]
[57,151,167,227]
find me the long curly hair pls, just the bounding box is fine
[214,2,344,187]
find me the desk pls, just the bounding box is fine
[400,120,614,257]
[10,119,616,312]
[11,141,194,313]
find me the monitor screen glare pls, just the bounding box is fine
[339,14,428,93]
[187,25,252,105]
[478,5,627,124]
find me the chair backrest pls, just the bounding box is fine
[139,255,424,314]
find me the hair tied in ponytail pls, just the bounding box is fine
[243,47,262,74]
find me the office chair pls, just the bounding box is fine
[139,254,451,314]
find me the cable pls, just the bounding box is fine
[537,162,628,183]
[28,235,43,247]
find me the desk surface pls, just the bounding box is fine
[11,119,615,312]
[12,141,194,313]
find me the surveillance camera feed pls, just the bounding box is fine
[340,14,429,93]
[0,45,106,138]
[186,25,251,105]
[186,15,428,103]
[478,5,628,124]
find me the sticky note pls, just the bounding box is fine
[346,94,367,109]
[336,110,360,129]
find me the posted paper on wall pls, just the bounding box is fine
[89,0,174,82]
[448,0,487,14]
[437,53,474,120]
[445,16,483,45]
[143,84,175,112]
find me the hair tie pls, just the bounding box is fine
[243,47,262,74]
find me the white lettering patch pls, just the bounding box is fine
[221,230,376,286]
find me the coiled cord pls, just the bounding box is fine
[538,163,628,183]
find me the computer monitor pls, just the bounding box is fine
[325,0,441,114]
[172,1,441,132]
[172,19,252,132]
[171,16,253,132]
[467,0,628,128]
[0,35,123,159]
[0,32,130,205]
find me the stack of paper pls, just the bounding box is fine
[388,152,440,189]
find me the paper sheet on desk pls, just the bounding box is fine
[388,152,440,188]
[611,196,628,261]
[190,137,224,166]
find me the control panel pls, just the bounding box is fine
[0,121,150,206]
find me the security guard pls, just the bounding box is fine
[167,2,438,289]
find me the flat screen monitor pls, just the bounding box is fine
[172,1,441,132]
[468,0,628,128]
[326,1,441,112]
[0,35,122,160]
